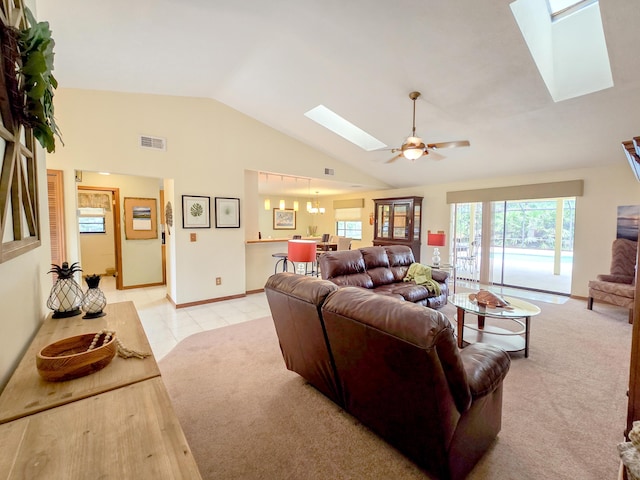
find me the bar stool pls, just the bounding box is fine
[272,252,294,274]
[287,240,318,276]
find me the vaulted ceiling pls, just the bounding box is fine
[36,0,640,195]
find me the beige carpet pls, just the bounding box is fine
[159,297,631,480]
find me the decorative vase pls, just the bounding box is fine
[82,274,107,319]
[47,262,83,318]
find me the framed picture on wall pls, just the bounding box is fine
[273,208,296,230]
[123,197,158,240]
[215,197,240,228]
[617,205,640,241]
[182,195,211,228]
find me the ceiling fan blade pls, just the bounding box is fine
[425,150,446,161]
[385,153,403,164]
[427,140,470,150]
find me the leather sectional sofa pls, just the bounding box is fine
[265,272,511,480]
[318,245,449,309]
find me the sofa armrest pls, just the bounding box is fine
[596,274,634,284]
[431,269,449,283]
[460,343,511,399]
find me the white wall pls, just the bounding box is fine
[46,88,387,305]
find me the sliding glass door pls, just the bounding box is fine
[453,203,482,282]
[453,198,575,294]
[492,199,574,294]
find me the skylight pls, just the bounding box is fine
[547,0,596,18]
[511,0,612,102]
[304,105,387,151]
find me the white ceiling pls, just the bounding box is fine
[35,0,640,197]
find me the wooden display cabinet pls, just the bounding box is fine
[373,196,423,261]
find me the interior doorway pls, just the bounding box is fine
[77,186,123,290]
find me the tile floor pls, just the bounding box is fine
[101,276,565,361]
[101,276,270,361]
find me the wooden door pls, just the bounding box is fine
[47,170,65,266]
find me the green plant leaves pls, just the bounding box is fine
[18,7,62,153]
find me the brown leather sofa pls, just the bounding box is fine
[265,272,511,480]
[318,245,449,309]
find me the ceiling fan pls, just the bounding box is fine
[385,91,470,164]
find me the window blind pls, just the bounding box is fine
[334,207,362,221]
[446,180,583,204]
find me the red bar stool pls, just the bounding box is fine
[287,240,318,276]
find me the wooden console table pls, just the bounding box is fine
[0,301,160,424]
[0,301,202,479]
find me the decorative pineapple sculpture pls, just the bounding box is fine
[47,262,83,318]
[82,274,107,319]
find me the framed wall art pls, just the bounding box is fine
[124,197,158,240]
[215,197,240,228]
[273,208,296,230]
[182,195,211,228]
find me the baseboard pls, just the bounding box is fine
[175,293,247,309]
[122,282,165,290]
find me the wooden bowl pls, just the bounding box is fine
[36,333,117,382]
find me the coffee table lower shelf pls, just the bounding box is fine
[459,323,527,354]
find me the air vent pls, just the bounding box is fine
[324,168,334,176]
[139,135,166,151]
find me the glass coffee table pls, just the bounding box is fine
[449,292,541,358]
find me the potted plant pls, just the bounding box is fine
[0,7,62,152]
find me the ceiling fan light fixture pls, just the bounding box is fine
[403,147,424,160]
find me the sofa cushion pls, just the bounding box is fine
[320,249,374,288]
[361,246,390,269]
[374,282,431,303]
[360,247,396,287]
[589,279,635,299]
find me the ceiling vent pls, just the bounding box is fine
[139,135,166,151]
[324,168,334,176]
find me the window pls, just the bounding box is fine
[78,207,106,234]
[336,221,362,240]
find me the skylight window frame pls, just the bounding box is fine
[304,105,387,152]
[546,0,597,21]
[511,0,612,102]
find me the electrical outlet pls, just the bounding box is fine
[215,277,222,285]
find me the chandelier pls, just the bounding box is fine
[307,191,325,215]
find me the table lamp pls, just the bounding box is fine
[427,230,446,267]
[288,240,317,275]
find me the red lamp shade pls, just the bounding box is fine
[427,230,446,247]
[287,240,317,262]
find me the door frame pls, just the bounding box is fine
[77,186,123,290]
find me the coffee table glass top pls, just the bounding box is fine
[449,293,541,318]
